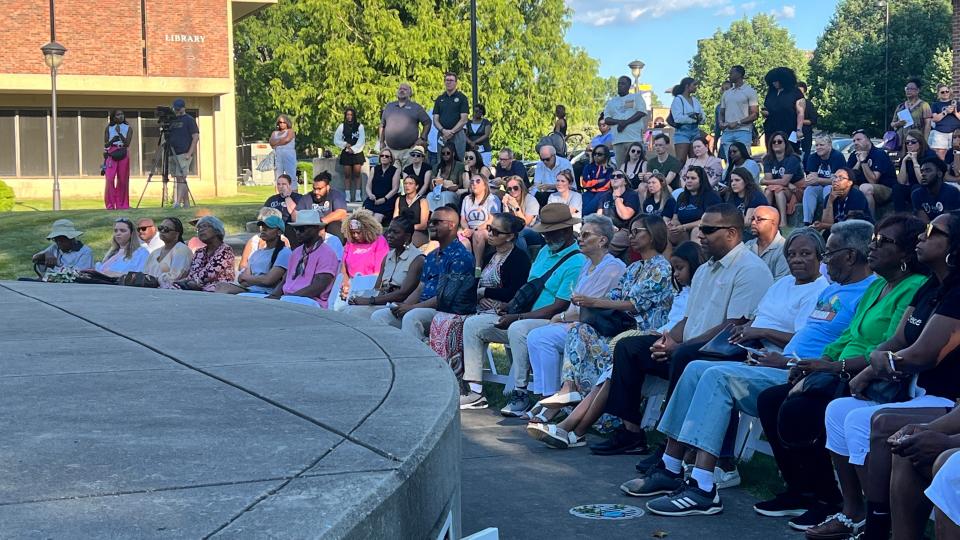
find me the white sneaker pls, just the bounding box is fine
[354,189,361,202]
[715,466,741,489]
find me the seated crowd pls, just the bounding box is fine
[29,131,960,540]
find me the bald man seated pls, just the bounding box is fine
[744,206,789,279]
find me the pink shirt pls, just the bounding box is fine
[283,241,339,307]
[343,236,389,278]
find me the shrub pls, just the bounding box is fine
[298,160,314,184]
[0,180,14,212]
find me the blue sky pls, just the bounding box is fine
[566,0,840,103]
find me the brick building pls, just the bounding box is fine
[0,0,273,201]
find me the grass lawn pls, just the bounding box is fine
[0,185,281,280]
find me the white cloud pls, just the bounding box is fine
[769,4,796,19]
[739,1,757,9]
[714,5,737,16]
[570,0,733,25]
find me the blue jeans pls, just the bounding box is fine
[673,124,700,144]
[802,184,831,224]
[657,360,788,457]
[720,129,753,161]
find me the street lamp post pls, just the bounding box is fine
[41,0,66,212]
[629,60,645,94]
[469,0,479,112]
[877,0,889,128]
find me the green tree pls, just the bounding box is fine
[689,14,810,133]
[233,0,610,158]
[808,0,950,134]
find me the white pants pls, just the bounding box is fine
[370,306,437,342]
[525,323,571,395]
[926,451,960,526]
[824,393,954,465]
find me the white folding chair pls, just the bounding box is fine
[734,413,772,462]
[482,343,511,385]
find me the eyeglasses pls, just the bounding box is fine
[870,233,899,247]
[924,222,950,239]
[699,225,734,235]
[823,246,855,262]
[137,226,153,232]
[486,225,510,236]
[507,185,522,192]
[751,216,773,223]
[157,226,173,233]
[628,227,648,237]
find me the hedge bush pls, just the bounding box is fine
[0,180,14,212]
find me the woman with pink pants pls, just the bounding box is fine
[104,110,133,209]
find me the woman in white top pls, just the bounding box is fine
[460,173,502,270]
[141,217,193,288]
[547,171,583,231]
[96,218,149,277]
[270,114,299,191]
[670,77,705,165]
[333,107,366,202]
[103,110,133,210]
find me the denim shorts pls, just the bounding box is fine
[929,129,952,150]
[673,124,700,144]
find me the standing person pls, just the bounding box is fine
[847,129,897,215]
[168,98,199,208]
[641,134,681,189]
[136,218,164,253]
[761,67,805,153]
[604,76,649,167]
[103,110,132,210]
[761,131,805,220]
[334,107,366,202]
[713,81,732,155]
[802,134,847,226]
[796,81,818,159]
[295,172,349,239]
[929,84,960,159]
[912,157,960,222]
[270,114,298,191]
[554,105,568,138]
[890,78,932,156]
[401,145,432,197]
[380,82,431,168]
[580,144,615,216]
[363,148,401,226]
[670,77,705,165]
[466,104,493,165]
[718,65,760,161]
[433,72,470,159]
[426,107,440,167]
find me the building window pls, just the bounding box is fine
[0,108,198,178]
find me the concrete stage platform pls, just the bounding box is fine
[0,282,461,539]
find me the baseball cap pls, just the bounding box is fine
[172,98,186,109]
[257,215,285,231]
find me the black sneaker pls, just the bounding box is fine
[754,492,813,517]
[645,478,723,517]
[620,463,683,497]
[635,443,665,472]
[589,426,648,456]
[789,502,840,531]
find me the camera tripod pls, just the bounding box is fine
[135,129,196,209]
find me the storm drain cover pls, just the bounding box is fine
[569,503,645,520]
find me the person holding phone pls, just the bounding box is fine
[928,85,960,160]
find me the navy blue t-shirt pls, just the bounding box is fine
[932,101,960,134]
[846,147,896,188]
[764,154,804,183]
[597,189,641,229]
[805,149,846,178]
[912,183,960,220]
[169,113,199,154]
[729,190,768,216]
[832,188,873,223]
[675,190,722,225]
[642,195,676,219]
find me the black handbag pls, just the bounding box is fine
[436,272,478,315]
[580,307,636,337]
[697,324,748,359]
[862,375,917,404]
[506,250,580,315]
[120,271,159,288]
[108,147,127,160]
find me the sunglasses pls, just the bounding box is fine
[486,225,510,236]
[611,173,625,179]
[507,185,522,192]
[379,154,392,159]
[906,139,920,144]
[410,152,424,158]
[629,149,642,153]
[699,225,734,235]
[157,226,173,233]
[137,226,153,232]
[465,155,476,160]
[871,233,899,247]
[293,225,314,233]
[594,152,606,157]
[772,140,785,145]
[925,222,949,239]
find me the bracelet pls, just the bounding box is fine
[560,312,566,322]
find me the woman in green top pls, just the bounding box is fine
[796,215,928,540]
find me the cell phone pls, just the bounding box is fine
[737,343,765,357]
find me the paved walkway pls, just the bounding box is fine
[460,409,793,540]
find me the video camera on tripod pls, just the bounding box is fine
[155,105,176,130]
[135,105,195,208]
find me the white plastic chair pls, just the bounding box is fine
[462,528,499,540]
[734,413,772,462]
[482,343,511,385]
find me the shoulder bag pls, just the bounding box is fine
[506,250,580,315]
[580,307,636,337]
[436,272,478,315]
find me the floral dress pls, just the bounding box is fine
[429,249,509,386]
[169,243,236,292]
[561,254,673,395]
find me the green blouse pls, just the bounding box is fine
[823,274,927,361]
